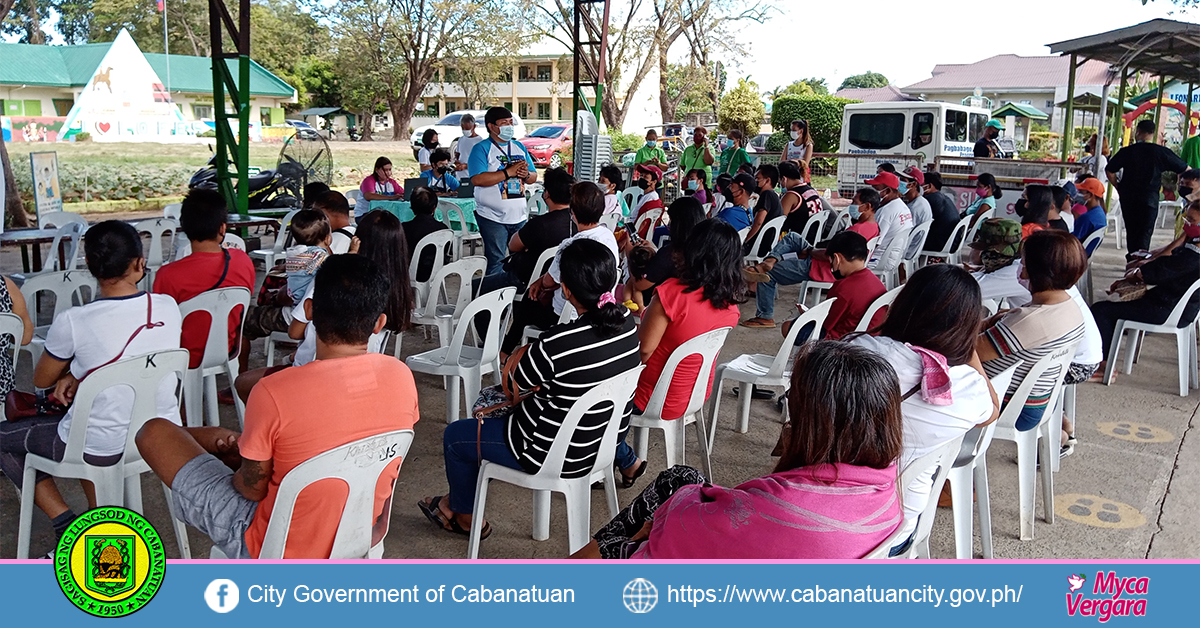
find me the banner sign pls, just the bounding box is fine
[30,151,63,218]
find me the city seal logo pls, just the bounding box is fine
[55,507,166,617]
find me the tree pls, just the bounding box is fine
[0,0,32,227]
[664,62,714,122]
[766,79,828,100]
[1,0,47,43]
[839,71,889,91]
[718,77,764,136]
[328,0,404,142]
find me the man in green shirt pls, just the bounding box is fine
[634,129,668,170]
[719,129,751,176]
[1181,134,1200,170]
[680,126,715,185]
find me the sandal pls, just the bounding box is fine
[740,317,776,329]
[418,496,491,540]
[619,460,648,489]
[742,268,771,283]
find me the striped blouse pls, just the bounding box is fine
[982,300,1084,409]
[508,314,641,478]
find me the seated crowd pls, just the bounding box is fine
[2,145,1183,562]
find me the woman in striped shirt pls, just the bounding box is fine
[420,239,640,540]
[979,230,1088,432]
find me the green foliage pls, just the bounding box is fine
[839,71,890,91]
[770,94,858,152]
[765,130,789,152]
[718,78,765,136]
[1028,131,1060,154]
[74,132,92,142]
[11,159,195,203]
[1031,122,1051,134]
[605,129,646,153]
[767,78,829,100]
[198,129,217,138]
[666,63,716,120]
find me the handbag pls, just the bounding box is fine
[4,294,164,421]
[1107,279,1148,302]
[470,344,541,464]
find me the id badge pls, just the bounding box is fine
[505,177,522,198]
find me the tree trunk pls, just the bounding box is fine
[1,136,32,228]
[659,48,675,125]
[387,100,407,142]
[359,107,375,141]
[25,0,45,45]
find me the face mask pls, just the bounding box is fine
[497,125,515,142]
[790,131,800,140]
[1184,222,1200,240]
[849,204,862,220]
[1015,199,1027,215]
[897,181,909,195]
[646,140,657,148]
[687,179,699,191]
[1180,186,1194,199]
[831,267,845,281]
[1018,275,1032,293]
[637,179,651,190]
[426,141,438,150]
[976,187,989,197]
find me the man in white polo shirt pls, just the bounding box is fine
[469,106,539,275]
[864,171,912,272]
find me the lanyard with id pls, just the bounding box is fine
[493,139,524,200]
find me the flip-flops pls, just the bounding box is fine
[740,317,776,328]
[418,496,491,540]
[619,460,648,489]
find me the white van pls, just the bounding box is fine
[836,101,992,196]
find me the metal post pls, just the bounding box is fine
[237,0,250,216]
[162,0,170,94]
[208,0,251,216]
[1116,68,1129,149]
[1097,79,1112,209]
[1061,54,1077,164]
[1188,82,1195,139]
[1153,75,1166,139]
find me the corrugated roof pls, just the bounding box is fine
[832,85,919,102]
[902,55,1110,92]
[0,41,294,98]
[991,102,1049,120]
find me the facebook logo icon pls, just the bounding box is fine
[204,579,240,613]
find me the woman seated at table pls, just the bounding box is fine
[572,340,903,559]
[419,238,640,539]
[0,221,182,554]
[420,148,461,196]
[359,156,404,205]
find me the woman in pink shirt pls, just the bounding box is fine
[359,157,404,203]
[573,340,903,559]
[611,219,744,487]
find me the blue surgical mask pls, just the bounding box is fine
[646,140,657,148]
[897,181,909,195]
[497,125,515,142]
[849,204,862,220]
[687,179,699,191]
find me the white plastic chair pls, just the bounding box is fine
[863,433,966,559]
[406,287,516,423]
[526,194,548,217]
[801,210,830,246]
[871,227,912,290]
[631,327,731,482]
[211,430,414,559]
[467,367,643,558]
[0,313,26,421]
[991,347,1078,541]
[1159,199,1184,229]
[918,214,972,267]
[249,208,300,269]
[346,189,365,218]
[412,256,487,347]
[853,285,902,332]
[178,287,251,429]
[900,221,932,279]
[1106,200,1123,249]
[39,211,87,230]
[172,233,246,261]
[743,215,785,265]
[410,230,457,309]
[515,247,558,304]
[963,207,996,251]
[521,302,577,346]
[944,364,1018,559]
[16,349,190,559]
[163,203,182,221]
[135,218,178,288]
[709,300,834,448]
[599,212,621,231]
[633,207,663,237]
[439,200,481,258]
[1102,277,1200,397]
[736,226,750,243]
[15,222,85,279]
[19,270,97,368]
[1078,229,1106,302]
[827,208,852,235]
[619,188,642,216]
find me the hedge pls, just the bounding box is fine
[769,94,858,153]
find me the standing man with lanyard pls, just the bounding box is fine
[1106,119,1188,253]
[470,106,539,275]
[680,126,715,186]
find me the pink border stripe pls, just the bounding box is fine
[4,559,1199,565]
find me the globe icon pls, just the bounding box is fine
[623,578,658,613]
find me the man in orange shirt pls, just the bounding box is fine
[136,255,419,558]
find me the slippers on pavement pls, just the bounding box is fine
[418,496,491,540]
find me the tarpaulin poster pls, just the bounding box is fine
[30,151,63,218]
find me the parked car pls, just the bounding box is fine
[519,124,573,167]
[411,110,528,159]
[284,119,320,140]
[749,133,772,152]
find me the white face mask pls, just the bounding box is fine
[1018,275,1032,293]
[790,131,800,140]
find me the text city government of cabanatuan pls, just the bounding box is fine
[246,584,576,606]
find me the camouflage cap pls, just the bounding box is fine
[968,218,1022,257]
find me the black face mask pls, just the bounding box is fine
[637,179,651,190]
[1181,185,1194,199]
[426,141,439,150]
[987,129,998,139]
[1014,198,1027,216]
[831,268,844,281]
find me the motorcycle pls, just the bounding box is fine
[347,126,363,142]
[188,155,304,209]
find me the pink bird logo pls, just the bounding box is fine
[1068,574,1086,592]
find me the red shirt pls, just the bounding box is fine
[824,267,887,340]
[634,278,739,419]
[153,249,256,369]
[809,221,881,283]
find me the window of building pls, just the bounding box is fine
[193,104,213,119]
[426,101,439,117]
[1045,100,1055,111]
[504,101,512,111]
[945,109,968,143]
[847,113,905,150]
[519,102,531,118]
[52,99,74,116]
[1020,99,1031,105]
[537,65,552,81]
[519,66,532,82]
[446,101,457,113]
[558,102,565,121]
[537,102,551,120]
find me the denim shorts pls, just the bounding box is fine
[170,453,258,559]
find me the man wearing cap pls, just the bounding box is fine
[1072,176,1108,250]
[899,166,932,227]
[974,120,1005,159]
[864,171,913,271]
[469,106,539,275]
[923,172,962,252]
[1105,119,1188,253]
[715,173,756,231]
[632,163,664,220]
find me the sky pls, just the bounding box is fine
[725,0,1191,91]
